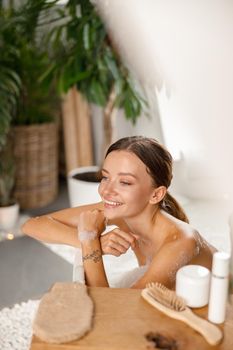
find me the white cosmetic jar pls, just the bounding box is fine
[176,265,210,308]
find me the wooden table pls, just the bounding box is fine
[30,287,233,350]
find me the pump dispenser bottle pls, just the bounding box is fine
[208,251,230,324]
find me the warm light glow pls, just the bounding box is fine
[7,233,14,240]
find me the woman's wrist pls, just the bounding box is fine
[80,234,102,263]
[78,229,98,242]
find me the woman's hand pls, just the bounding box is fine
[77,209,106,238]
[100,228,138,256]
[77,210,138,256]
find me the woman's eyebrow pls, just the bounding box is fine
[102,168,137,179]
[118,172,137,179]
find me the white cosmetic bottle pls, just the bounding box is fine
[208,251,230,324]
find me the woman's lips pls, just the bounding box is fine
[103,199,123,208]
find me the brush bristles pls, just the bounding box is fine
[146,282,186,312]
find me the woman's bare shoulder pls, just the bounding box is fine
[164,223,216,272]
[131,231,199,289]
[160,210,198,243]
[162,225,198,257]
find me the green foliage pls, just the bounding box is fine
[0,0,60,130]
[14,42,58,126]
[0,6,21,150]
[41,0,147,124]
[1,0,146,144]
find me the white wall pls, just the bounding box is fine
[93,0,233,201]
[91,86,164,165]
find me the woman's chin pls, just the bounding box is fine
[104,208,122,220]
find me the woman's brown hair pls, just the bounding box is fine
[105,136,189,223]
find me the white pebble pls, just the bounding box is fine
[0,299,40,350]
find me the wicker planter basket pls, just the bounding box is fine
[13,122,58,209]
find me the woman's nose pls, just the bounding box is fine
[102,180,117,195]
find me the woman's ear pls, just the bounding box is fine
[149,186,167,204]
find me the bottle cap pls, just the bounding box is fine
[212,251,230,277]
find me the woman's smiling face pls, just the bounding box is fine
[98,150,156,220]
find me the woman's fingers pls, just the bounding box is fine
[113,228,138,248]
[113,228,135,242]
[104,242,127,256]
[110,233,131,250]
[77,209,106,235]
[103,245,122,257]
[100,228,137,256]
[109,239,130,253]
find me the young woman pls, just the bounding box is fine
[22,136,216,289]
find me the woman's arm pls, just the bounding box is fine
[21,203,104,247]
[81,238,109,287]
[22,215,81,247]
[78,209,109,287]
[21,202,105,246]
[22,202,137,257]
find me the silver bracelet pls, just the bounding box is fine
[78,230,97,242]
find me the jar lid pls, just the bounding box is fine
[176,265,210,307]
[179,265,210,281]
[212,251,230,277]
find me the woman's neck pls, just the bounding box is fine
[124,205,161,241]
[124,207,173,260]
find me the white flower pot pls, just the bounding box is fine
[0,202,20,231]
[67,166,101,207]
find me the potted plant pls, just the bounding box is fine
[1,0,61,209]
[12,39,60,209]
[41,0,147,206]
